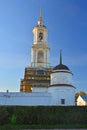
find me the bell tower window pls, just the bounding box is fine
[39,32,43,41]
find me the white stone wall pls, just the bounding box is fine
[32,87,48,92]
[44,31,48,42]
[48,86,75,106]
[0,86,75,106]
[0,92,52,106]
[51,71,72,85]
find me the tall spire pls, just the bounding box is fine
[38,8,43,26]
[60,49,62,64]
[40,8,42,20]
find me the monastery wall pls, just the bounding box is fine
[0,92,52,106]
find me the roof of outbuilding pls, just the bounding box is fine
[81,95,87,101]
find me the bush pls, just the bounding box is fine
[0,106,9,125]
[10,114,16,124]
[0,106,87,125]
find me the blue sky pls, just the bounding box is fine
[0,0,87,92]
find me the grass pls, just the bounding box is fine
[1,124,87,129]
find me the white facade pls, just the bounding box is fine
[32,86,48,92]
[0,92,52,106]
[51,70,72,85]
[48,64,75,106]
[48,86,75,106]
[0,85,75,106]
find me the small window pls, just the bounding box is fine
[61,99,65,104]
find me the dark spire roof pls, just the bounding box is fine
[60,49,62,65]
[53,50,70,71]
[53,64,70,70]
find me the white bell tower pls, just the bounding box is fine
[30,9,50,68]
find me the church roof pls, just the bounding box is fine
[53,64,70,70]
[53,50,70,71]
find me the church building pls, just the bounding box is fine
[0,10,76,106]
[20,9,52,92]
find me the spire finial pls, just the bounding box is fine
[60,49,62,64]
[40,8,42,19]
[38,8,43,26]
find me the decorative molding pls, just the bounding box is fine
[49,84,76,88]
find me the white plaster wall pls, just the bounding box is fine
[48,86,75,106]
[0,92,52,106]
[44,32,48,42]
[31,48,33,63]
[0,88,75,106]
[32,87,48,92]
[44,48,50,68]
[51,72,72,85]
[44,50,46,67]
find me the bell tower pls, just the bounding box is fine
[20,9,52,92]
[31,9,50,68]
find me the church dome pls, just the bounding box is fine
[53,64,70,70]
